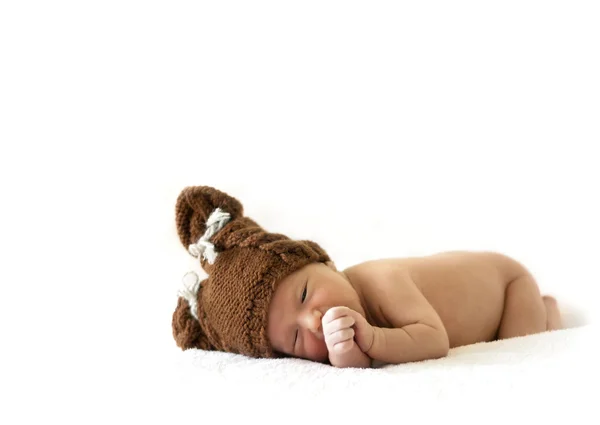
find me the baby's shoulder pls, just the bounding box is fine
[343,256,421,279]
[343,258,428,327]
[343,258,416,295]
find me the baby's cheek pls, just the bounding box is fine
[304,334,329,362]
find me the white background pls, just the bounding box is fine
[1,1,598,423]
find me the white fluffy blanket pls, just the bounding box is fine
[169,323,597,424]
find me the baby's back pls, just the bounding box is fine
[346,251,528,348]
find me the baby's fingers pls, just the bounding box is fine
[332,339,354,354]
[322,306,352,325]
[322,315,355,335]
[325,327,355,349]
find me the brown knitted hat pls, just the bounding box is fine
[171,186,331,358]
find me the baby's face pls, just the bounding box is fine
[267,261,362,362]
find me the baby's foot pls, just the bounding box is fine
[542,295,563,331]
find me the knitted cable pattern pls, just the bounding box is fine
[172,185,331,357]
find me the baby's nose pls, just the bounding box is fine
[300,309,323,338]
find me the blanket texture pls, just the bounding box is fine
[170,323,597,423]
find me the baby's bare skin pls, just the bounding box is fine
[344,251,549,348]
[267,251,562,368]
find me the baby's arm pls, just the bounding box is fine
[367,323,449,364]
[366,273,449,364]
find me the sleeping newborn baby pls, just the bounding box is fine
[267,253,562,368]
[172,186,562,368]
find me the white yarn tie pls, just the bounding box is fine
[188,207,231,264]
[178,271,201,320]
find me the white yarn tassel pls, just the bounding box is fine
[188,207,231,264]
[178,271,201,320]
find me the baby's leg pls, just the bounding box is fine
[496,274,560,339]
[542,295,563,330]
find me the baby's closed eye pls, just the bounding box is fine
[293,281,309,351]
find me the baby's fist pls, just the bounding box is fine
[322,306,356,355]
[322,306,374,355]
